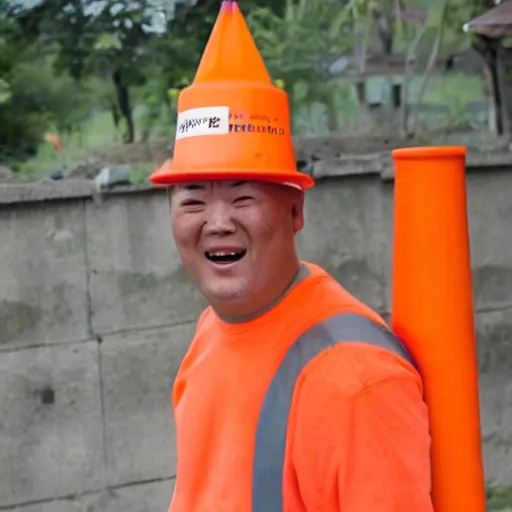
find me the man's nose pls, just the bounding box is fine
[204,202,236,235]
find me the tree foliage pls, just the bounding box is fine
[247,0,353,130]
[0,0,490,167]
[0,9,95,160]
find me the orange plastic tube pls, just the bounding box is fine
[391,147,486,512]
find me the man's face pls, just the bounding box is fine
[170,180,304,316]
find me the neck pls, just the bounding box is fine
[214,259,307,323]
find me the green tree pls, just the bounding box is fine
[248,0,352,131]
[0,12,62,160]
[12,0,154,142]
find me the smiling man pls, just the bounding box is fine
[170,180,303,319]
[164,178,433,512]
[150,1,434,511]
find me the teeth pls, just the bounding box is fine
[209,252,238,256]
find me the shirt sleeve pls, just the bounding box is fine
[289,346,434,512]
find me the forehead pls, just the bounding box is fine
[173,180,262,193]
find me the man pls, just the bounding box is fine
[150,2,434,511]
[165,179,432,512]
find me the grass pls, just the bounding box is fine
[16,105,156,181]
[293,72,487,136]
[17,110,120,180]
[487,485,512,510]
[15,72,489,180]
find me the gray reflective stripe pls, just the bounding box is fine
[252,312,415,512]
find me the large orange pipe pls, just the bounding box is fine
[391,147,486,512]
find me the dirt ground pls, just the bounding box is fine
[91,138,173,166]
[292,135,429,160]
[90,134,426,166]
[90,130,507,167]
[2,131,511,183]
[59,135,425,182]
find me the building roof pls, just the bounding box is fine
[464,0,512,38]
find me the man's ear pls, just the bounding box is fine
[290,190,305,233]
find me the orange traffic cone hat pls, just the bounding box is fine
[149,0,315,191]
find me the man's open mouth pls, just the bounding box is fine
[204,250,247,265]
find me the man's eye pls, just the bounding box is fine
[234,196,253,204]
[182,200,204,206]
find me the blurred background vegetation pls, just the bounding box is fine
[0,0,510,181]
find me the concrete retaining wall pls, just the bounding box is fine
[1,154,511,511]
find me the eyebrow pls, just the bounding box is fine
[181,181,248,192]
[183,183,205,191]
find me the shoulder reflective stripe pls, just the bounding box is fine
[252,312,415,512]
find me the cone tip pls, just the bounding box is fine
[392,146,467,160]
[221,0,236,10]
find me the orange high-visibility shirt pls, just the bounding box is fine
[170,262,433,511]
